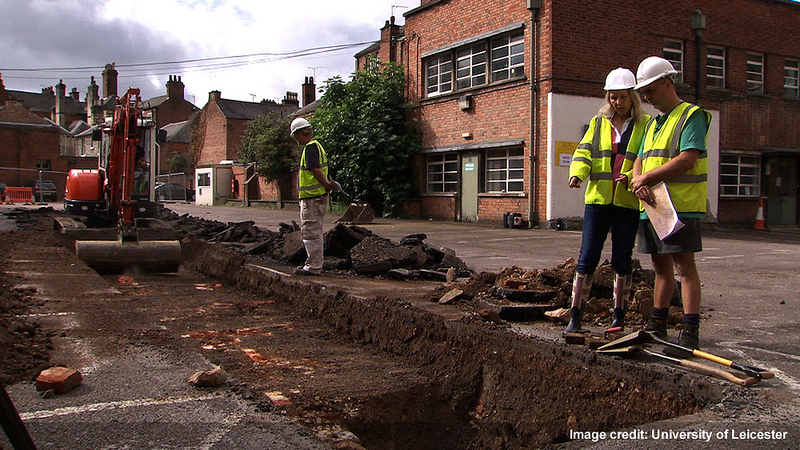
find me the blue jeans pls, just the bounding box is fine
[577,204,639,275]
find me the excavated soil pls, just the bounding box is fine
[0,208,725,449]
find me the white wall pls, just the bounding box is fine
[195,167,214,206]
[545,93,719,222]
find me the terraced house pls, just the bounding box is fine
[361,0,800,227]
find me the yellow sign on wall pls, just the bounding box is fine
[556,141,579,167]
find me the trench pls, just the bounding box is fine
[186,240,726,449]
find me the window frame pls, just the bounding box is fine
[455,44,487,91]
[426,54,454,97]
[719,153,761,198]
[785,58,800,98]
[485,147,524,193]
[197,173,211,187]
[706,46,726,89]
[746,52,765,94]
[423,30,525,98]
[490,33,525,83]
[663,39,684,84]
[426,153,459,193]
[35,159,52,171]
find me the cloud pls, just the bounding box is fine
[1,0,410,106]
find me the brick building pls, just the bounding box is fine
[194,90,300,204]
[362,0,800,227]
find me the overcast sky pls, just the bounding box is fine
[0,0,412,107]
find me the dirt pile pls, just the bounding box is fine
[160,208,470,278]
[427,257,682,328]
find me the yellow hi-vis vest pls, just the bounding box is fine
[569,113,650,209]
[298,139,328,199]
[640,102,711,213]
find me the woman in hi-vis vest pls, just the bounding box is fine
[565,68,651,335]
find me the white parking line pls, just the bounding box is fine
[19,394,221,420]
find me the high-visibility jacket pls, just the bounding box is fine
[640,102,711,213]
[299,139,328,199]
[569,113,650,209]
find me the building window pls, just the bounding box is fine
[491,33,525,82]
[197,173,211,187]
[663,39,684,83]
[747,53,765,94]
[486,147,524,193]
[427,153,458,193]
[785,58,800,98]
[35,159,51,170]
[426,54,453,97]
[720,153,760,197]
[424,30,524,98]
[456,44,487,90]
[707,46,725,89]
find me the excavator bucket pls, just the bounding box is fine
[76,239,182,273]
[335,203,375,224]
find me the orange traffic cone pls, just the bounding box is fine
[753,198,766,230]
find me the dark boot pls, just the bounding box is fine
[564,307,582,334]
[664,324,699,358]
[610,307,625,329]
[563,273,591,335]
[643,315,667,340]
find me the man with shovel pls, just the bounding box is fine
[629,56,711,355]
[290,117,340,276]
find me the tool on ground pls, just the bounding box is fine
[597,345,759,387]
[598,330,774,380]
[331,183,375,224]
[58,88,182,273]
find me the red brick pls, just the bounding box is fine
[35,367,83,394]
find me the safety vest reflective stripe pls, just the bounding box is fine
[569,113,650,209]
[640,103,710,213]
[299,139,328,199]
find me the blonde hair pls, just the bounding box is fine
[598,89,647,124]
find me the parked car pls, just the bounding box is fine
[25,180,58,202]
[155,182,193,202]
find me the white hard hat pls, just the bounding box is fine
[604,67,636,90]
[290,117,311,135]
[635,56,678,90]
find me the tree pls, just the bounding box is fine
[238,112,295,182]
[313,57,420,217]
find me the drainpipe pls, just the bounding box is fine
[528,1,542,227]
[691,10,706,106]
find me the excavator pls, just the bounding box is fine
[57,88,182,273]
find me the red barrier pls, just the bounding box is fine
[3,187,34,204]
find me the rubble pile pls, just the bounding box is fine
[159,209,470,278]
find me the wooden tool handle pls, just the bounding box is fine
[681,359,759,386]
[694,350,775,380]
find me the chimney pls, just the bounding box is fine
[69,87,80,101]
[380,16,403,63]
[282,91,299,107]
[86,76,101,125]
[102,63,118,99]
[166,75,185,101]
[302,76,316,107]
[55,79,67,127]
[209,90,221,102]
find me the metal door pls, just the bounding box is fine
[460,152,479,222]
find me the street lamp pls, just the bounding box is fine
[691,10,706,104]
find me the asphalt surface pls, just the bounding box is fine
[2,201,799,449]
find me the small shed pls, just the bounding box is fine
[195,163,233,206]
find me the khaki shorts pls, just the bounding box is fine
[637,218,703,254]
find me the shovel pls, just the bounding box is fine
[597,345,760,387]
[598,330,774,380]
